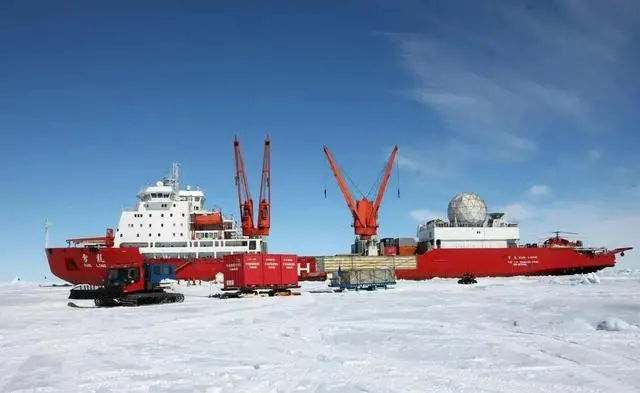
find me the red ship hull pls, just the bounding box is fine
[395,246,631,280]
[45,247,226,285]
[46,244,632,285]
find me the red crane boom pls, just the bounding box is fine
[323,145,398,240]
[233,136,271,237]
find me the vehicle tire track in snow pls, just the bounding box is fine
[311,312,638,392]
[511,329,640,367]
[497,339,637,392]
[1,296,296,392]
[67,296,319,392]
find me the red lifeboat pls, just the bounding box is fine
[192,212,224,229]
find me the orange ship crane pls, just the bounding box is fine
[323,145,398,251]
[233,136,271,237]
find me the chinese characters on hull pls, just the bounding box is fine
[81,253,107,269]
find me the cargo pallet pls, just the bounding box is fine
[328,281,395,291]
[211,286,301,299]
[299,272,328,282]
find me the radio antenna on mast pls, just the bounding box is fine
[44,219,52,248]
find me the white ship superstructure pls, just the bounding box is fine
[114,163,267,258]
[416,192,520,250]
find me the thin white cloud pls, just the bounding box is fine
[501,202,536,223]
[396,153,421,171]
[588,149,602,160]
[387,3,639,261]
[385,1,638,162]
[393,140,470,179]
[527,185,550,198]
[409,209,446,222]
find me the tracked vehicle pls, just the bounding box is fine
[68,261,184,307]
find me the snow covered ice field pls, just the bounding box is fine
[1,270,640,393]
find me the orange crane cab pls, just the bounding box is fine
[323,145,399,256]
[233,136,271,238]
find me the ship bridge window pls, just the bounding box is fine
[249,240,256,250]
[226,240,248,247]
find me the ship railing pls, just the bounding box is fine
[66,240,112,248]
[430,221,519,228]
[574,246,608,253]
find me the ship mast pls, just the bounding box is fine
[44,219,52,248]
[171,162,180,193]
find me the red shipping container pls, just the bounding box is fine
[297,256,317,276]
[223,254,264,290]
[383,246,397,256]
[280,254,299,287]
[262,254,282,286]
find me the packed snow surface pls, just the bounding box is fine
[1,270,640,393]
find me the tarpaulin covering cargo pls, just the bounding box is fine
[330,267,396,288]
[316,255,416,273]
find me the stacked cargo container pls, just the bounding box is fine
[280,254,299,286]
[377,237,418,256]
[397,237,417,256]
[297,256,326,281]
[262,254,282,286]
[379,238,398,256]
[222,254,299,290]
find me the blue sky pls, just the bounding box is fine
[1,0,639,281]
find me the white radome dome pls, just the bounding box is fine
[447,192,487,226]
